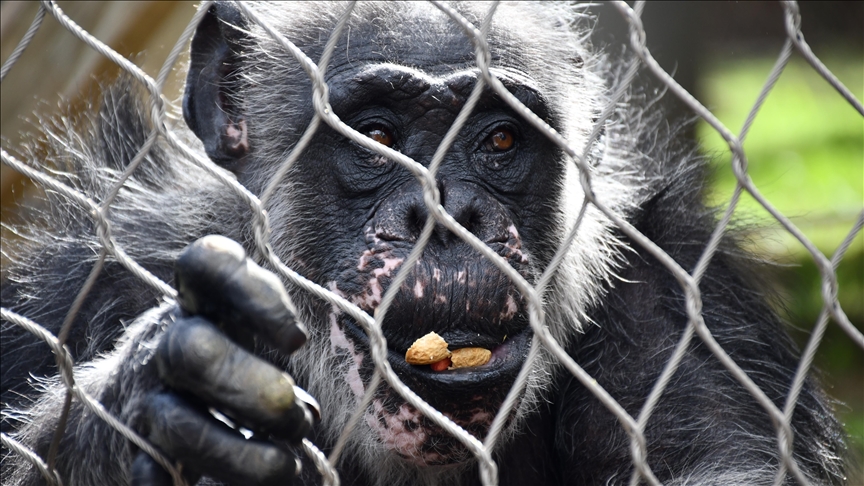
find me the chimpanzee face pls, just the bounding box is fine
[284,63,564,463]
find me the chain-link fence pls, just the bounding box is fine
[1,1,862,485]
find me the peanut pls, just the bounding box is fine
[405,332,451,365]
[450,347,492,369]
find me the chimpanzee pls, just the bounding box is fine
[0,2,848,485]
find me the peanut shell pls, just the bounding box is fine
[405,332,450,365]
[449,347,492,369]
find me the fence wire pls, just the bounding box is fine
[1,1,862,486]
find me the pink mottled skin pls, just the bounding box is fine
[469,409,493,424]
[329,310,366,399]
[322,220,530,463]
[224,119,248,154]
[365,400,435,464]
[505,224,528,263]
[354,253,404,309]
[499,294,518,321]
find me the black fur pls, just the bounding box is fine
[558,167,846,484]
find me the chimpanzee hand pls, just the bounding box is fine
[130,235,317,486]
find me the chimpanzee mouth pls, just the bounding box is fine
[341,318,533,388]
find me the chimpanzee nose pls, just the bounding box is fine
[374,180,510,246]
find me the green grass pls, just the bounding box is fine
[695,51,864,465]
[697,54,863,256]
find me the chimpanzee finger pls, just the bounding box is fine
[155,315,312,442]
[130,452,172,486]
[130,451,200,486]
[145,392,300,486]
[174,235,308,355]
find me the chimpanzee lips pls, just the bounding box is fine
[393,329,532,386]
[335,315,532,466]
[332,234,535,400]
[342,317,532,391]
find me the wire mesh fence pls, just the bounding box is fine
[1,1,862,485]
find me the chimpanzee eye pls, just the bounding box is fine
[483,127,516,152]
[363,125,395,147]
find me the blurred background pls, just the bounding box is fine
[595,1,863,470]
[2,0,862,473]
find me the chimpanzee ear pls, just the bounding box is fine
[183,2,249,168]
